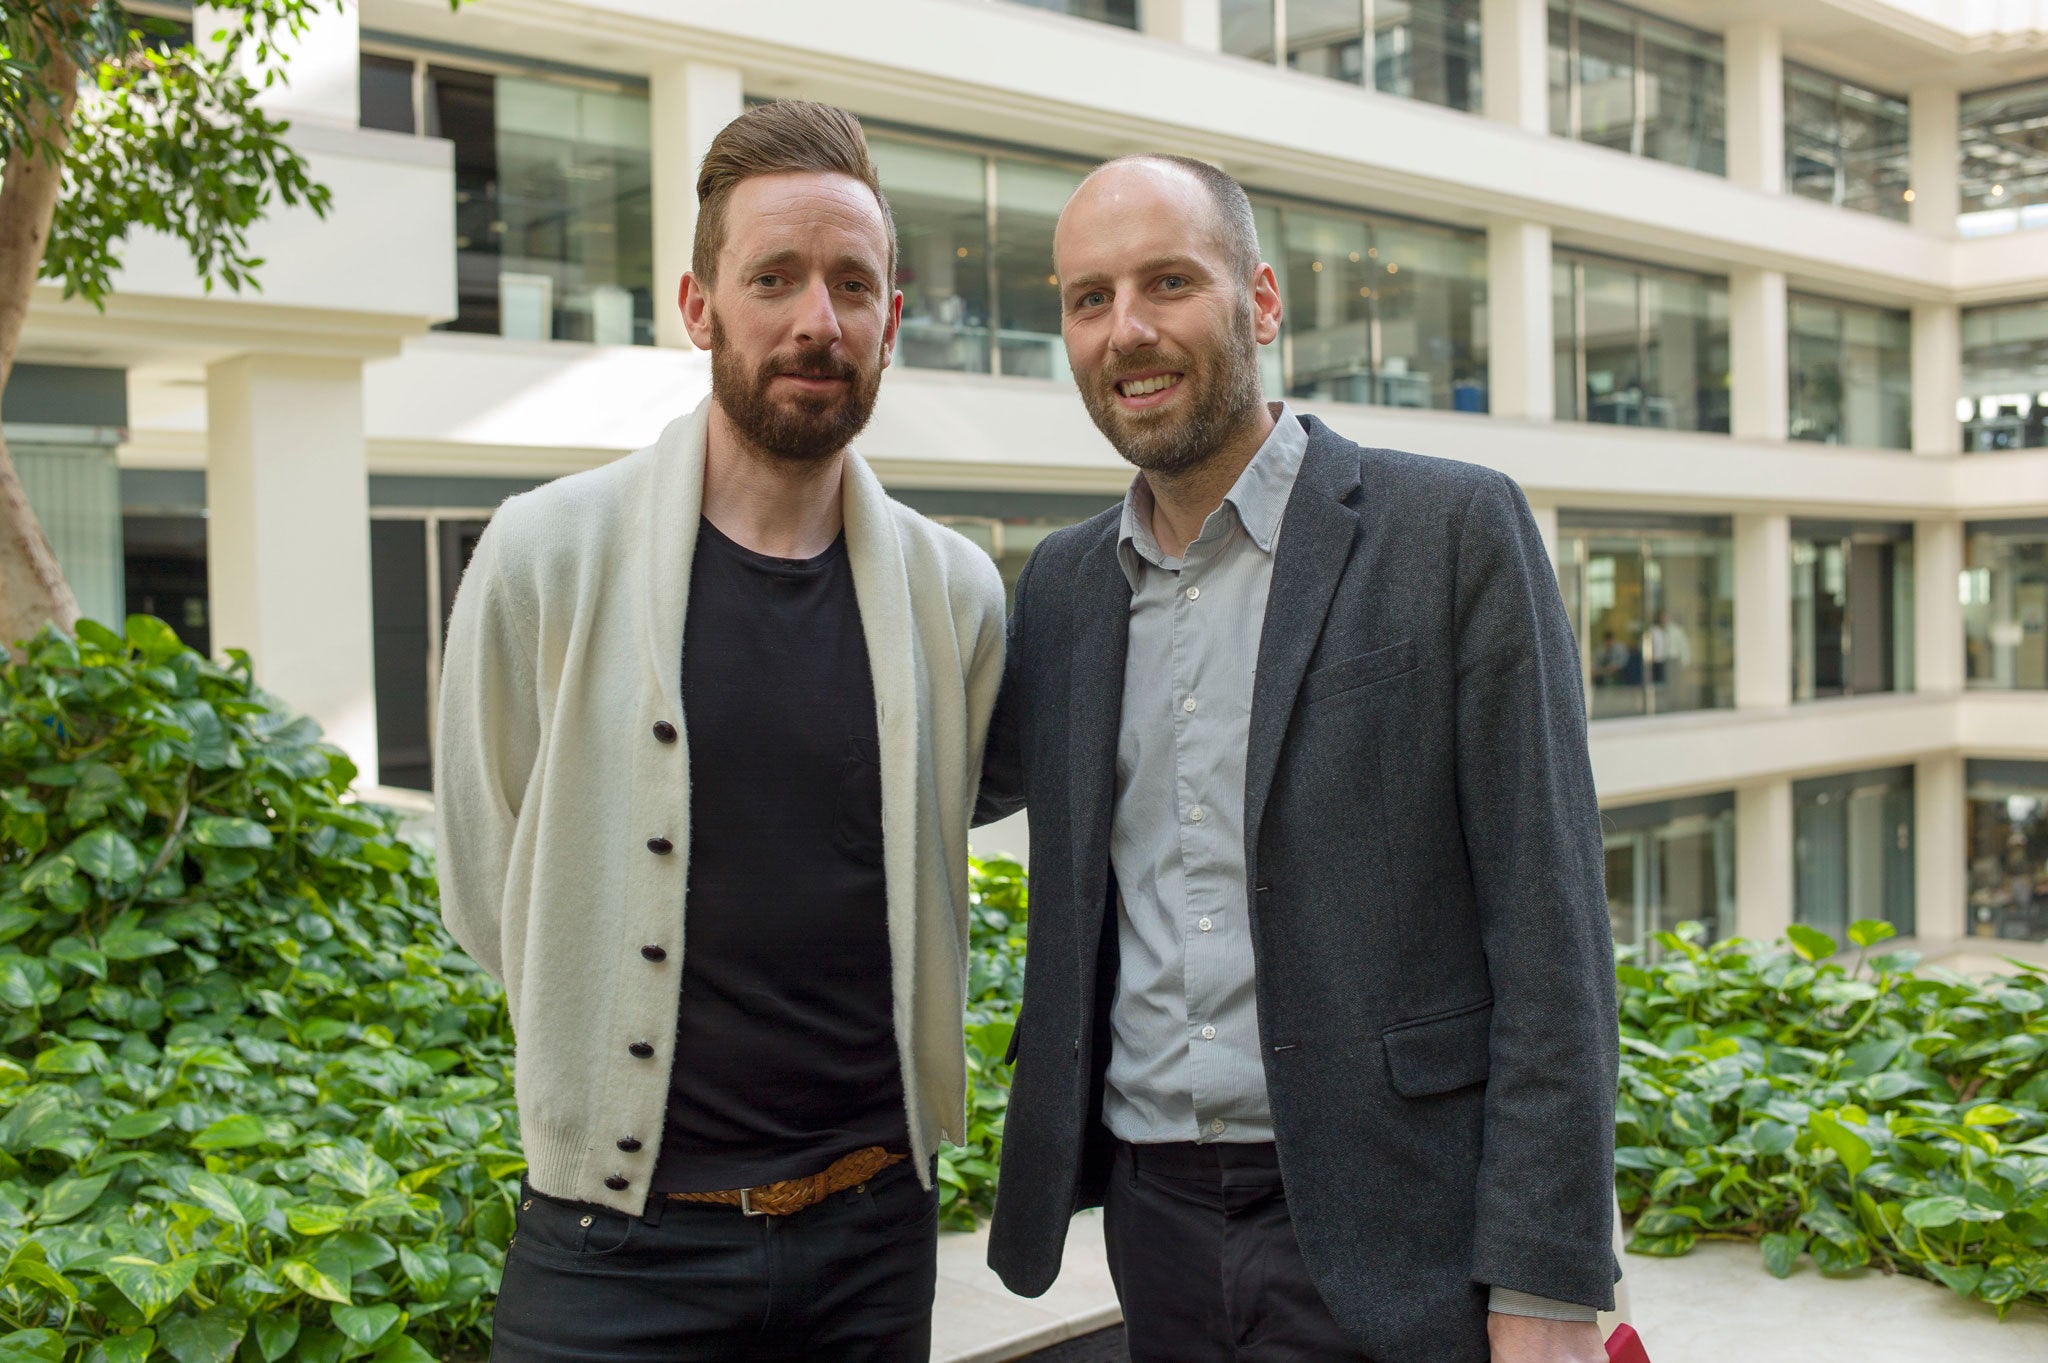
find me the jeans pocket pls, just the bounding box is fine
[516,1181,638,1258]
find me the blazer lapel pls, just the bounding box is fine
[1066,523,1133,977]
[1243,429,1363,857]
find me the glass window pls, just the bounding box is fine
[1005,0,1139,26]
[1790,523,1915,701]
[994,159,1085,380]
[1557,516,1736,720]
[1958,80,2048,238]
[872,137,992,375]
[1547,1,1724,176]
[1553,252,1729,433]
[1794,767,1916,940]
[1288,0,1366,84]
[359,53,417,135]
[1787,294,1911,449]
[1373,1,1482,112]
[1223,0,1279,63]
[892,490,1123,601]
[1784,63,1910,222]
[122,515,209,656]
[1964,520,2048,690]
[1960,299,2048,452]
[1967,759,2048,942]
[1603,794,1735,954]
[395,59,655,346]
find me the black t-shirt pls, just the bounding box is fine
[650,518,908,1193]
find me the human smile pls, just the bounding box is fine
[1113,371,1184,409]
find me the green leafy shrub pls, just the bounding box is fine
[1,620,518,1363]
[940,855,1027,1231]
[1618,919,2048,1313]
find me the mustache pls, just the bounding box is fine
[764,350,860,382]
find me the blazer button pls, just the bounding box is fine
[640,944,667,962]
[617,1137,642,1153]
[604,1174,629,1191]
[652,720,678,743]
[647,837,674,855]
[628,1041,654,1059]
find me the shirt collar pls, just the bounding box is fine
[1117,402,1308,589]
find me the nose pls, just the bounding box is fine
[793,277,842,349]
[1108,293,1158,356]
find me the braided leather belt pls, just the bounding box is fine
[666,1145,907,1217]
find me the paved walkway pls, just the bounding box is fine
[931,1220,2048,1362]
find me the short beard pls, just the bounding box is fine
[709,314,882,464]
[1077,296,1265,478]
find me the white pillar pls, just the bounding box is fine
[650,62,746,350]
[1908,85,1960,238]
[1725,22,1784,194]
[1735,512,1792,710]
[1528,502,1560,569]
[1730,268,1789,441]
[1914,518,1965,694]
[1913,753,1968,943]
[1486,219,1555,422]
[1911,302,1961,456]
[1482,0,1549,133]
[1736,778,1795,941]
[202,1,360,127]
[1143,0,1222,49]
[205,355,378,783]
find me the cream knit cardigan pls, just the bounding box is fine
[433,399,1007,1216]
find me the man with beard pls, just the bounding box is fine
[435,100,1005,1361]
[977,156,1618,1363]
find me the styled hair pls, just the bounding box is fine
[692,100,896,285]
[1090,153,1262,283]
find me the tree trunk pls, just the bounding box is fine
[0,24,86,651]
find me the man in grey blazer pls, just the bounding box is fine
[976,155,1618,1362]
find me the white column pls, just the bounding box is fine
[1725,22,1784,194]
[1486,219,1555,422]
[1911,302,1962,456]
[205,355,378,783]
[1914,517,1965,694]
[1528,502,1560,570]
[1730,268,1789,441]
[1914,753,1968,943]
[1908,85,1960,238]
[1735,512,1792,710]
[1143,0,1222,50]
[1735,779,1795,941]
[650,62,746,350]
[202,1,360,127]
[1482,0,1549,133]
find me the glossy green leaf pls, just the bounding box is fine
[189,1114,267,1151]
[67,827,142,883]
[1786,924,1837,963]
[330,1304,401,1346]
[33,1171,111,1225]
[251,1314,300,1363]
[101,1255,202,1323]
[188,815,273,849]
[1759,1231,1806,1279]
[157,1308,246,1363]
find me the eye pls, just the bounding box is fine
[1159,275,1188,291]
[1077,290,1108,309]
[842,280,870,294]
[754,273,784,289]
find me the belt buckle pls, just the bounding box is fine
[738,1187,766,1217]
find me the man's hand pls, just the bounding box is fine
[1487,1312,1607,1362]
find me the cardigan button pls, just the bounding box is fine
[628,1041,654,1059]
[604,1174,630,1192]
[653,720,678,743]
[647,837,674,855]
[617,1137,642,1153]
[640,944,667,962]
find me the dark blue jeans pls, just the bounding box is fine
[489,1163,939,1362]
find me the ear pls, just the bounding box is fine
[680,272,714,351]
[879,288,904,370]
[1251,261,1283,347]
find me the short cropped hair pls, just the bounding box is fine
[1090,153,1261,283]
[693,100,896,285]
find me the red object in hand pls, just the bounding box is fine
[1605,1323,1652,1363]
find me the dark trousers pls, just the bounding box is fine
[1103,1140,1369,1363]
[489,1162,938,1362]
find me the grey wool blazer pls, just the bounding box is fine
[975,413,1620,1363]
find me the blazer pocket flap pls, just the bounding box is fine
[1302,639,1417,704]
[1381,1000,1492,1097]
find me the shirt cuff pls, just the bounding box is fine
[1487,1286,1600,1322]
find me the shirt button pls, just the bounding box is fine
[617,1137,642,1152]
[628,1041,654,1059]
[1185,586,1201,601]
[1210,1119,1226,1135]
[1199,917,1213,932]
[1183,697,1198,713]
[640,945,667,962]
[1201,1025,1217,1040]
[652,720,678,743]
[1188,805,1205,823]
[647,837,674,855]
[604,1175,629,1192]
